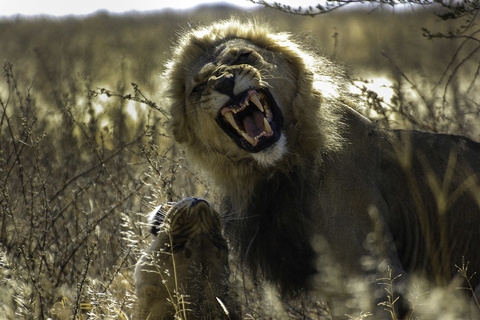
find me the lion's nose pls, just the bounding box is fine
[213,74,235,98]
[190,198,209,207]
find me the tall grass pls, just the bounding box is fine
[0,5,479,319]
[0,60,201,318]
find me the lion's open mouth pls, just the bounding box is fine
[216,89,282,153]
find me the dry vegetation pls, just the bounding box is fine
[0,4,479,319]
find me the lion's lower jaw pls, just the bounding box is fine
[250,135,287,166]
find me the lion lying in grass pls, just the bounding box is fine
[134,198,241,319]
[166,19,480,318]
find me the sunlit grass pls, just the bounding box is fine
[0,6,479,319]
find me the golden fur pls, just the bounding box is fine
[166,19,480,318]
[134,198,240,320]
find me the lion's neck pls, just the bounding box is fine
[222,161,320,295]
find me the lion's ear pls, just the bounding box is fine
[168,101,192,145]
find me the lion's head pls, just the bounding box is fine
[134,197,240,319]
[167,19,345,172]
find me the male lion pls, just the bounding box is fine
[134,197,241,320]
[166,19,480,318]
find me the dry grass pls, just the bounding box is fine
[0,5,479,319]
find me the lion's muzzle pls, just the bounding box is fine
[207,65,283,153]
[216,88,283,153]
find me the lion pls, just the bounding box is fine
[134,197,241,320]
[166,19,480,318]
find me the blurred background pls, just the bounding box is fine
[0,1,479,318]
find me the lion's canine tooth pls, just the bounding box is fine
[250,94,264,112]
[224,111,240,131]
[263,118,272,133]
[241,132,257,146]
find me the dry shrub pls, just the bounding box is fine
[1,7,479,319]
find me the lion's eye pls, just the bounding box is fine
[163,242,186,253]
[237,51,252,63]
[171,243,186,253]
[191,83,206,94]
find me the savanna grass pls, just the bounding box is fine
[1,6,479,319]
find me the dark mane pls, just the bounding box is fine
[223,166,317,295]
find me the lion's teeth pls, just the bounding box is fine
[250,94,264,112]
[263,118,272,133]
[224,111,240,131]
[241,132,257,146]
[265,107,272,121]
[255,131,266,139]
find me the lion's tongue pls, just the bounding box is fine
[243,111,265,138]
